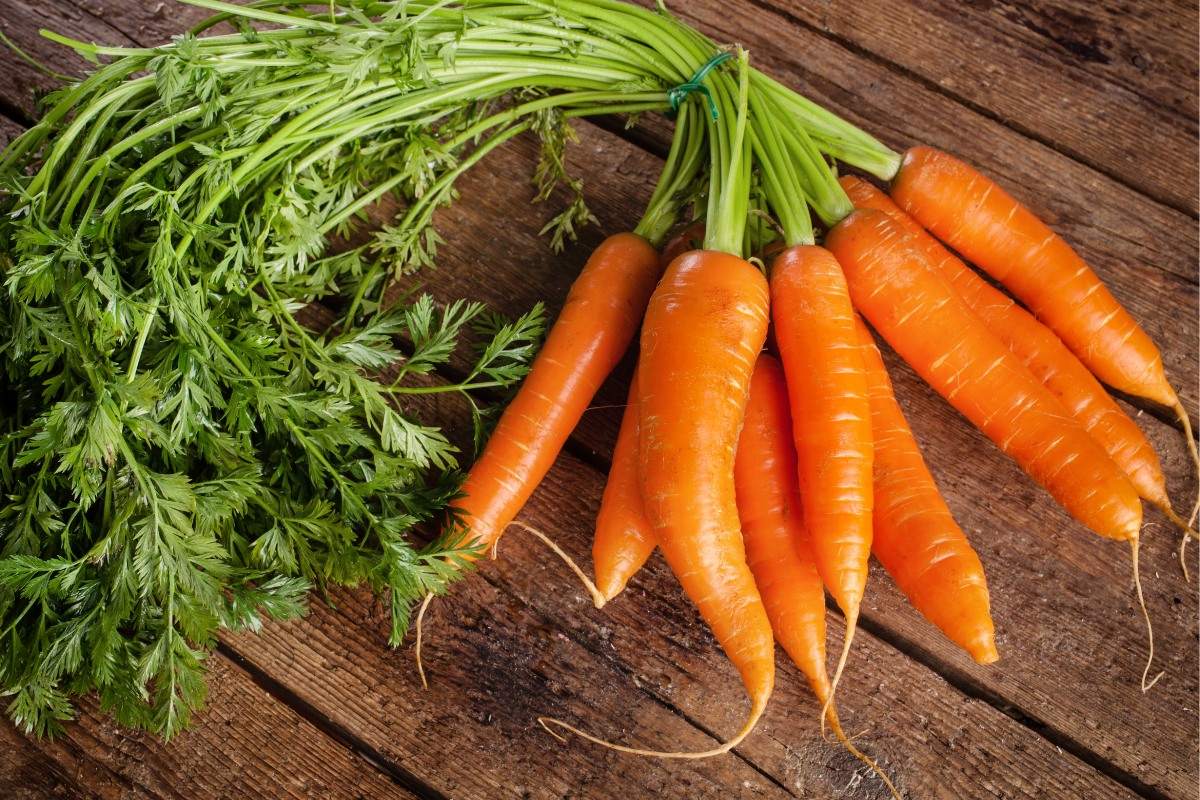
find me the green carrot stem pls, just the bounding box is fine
[782,117,855,226]
[704,49,751,257]
[751,70,902,180]
[635,101,707,246]
[748,98,812,247]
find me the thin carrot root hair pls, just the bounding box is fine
[817,613,900,794]
[536,695,768,760]
[1130,536,1164,693]
[1179,528,1194,584]
[505,521,607,609]
[1170,399,1200,530]
[415,592,436,690]
[820,609,859,744]
[1152,502,1199,583]
[814,687,902,799]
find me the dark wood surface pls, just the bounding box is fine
[1,1,1196,798]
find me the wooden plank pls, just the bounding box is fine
[0,0,128,118]
[0,0,1196,798]
[66,0,221,45]
[0,719,93,800]
[0,114,24,145]
[373,127,1198,797]
[749,0,1198,212]
[0,657,425,800]
[221,565,1141,799]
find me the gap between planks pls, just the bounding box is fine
[845,601,1173,800]
[0,101,1186,796]
[0,31,1191,797]
[216,573,803,798]
[735,0,1199,220]
[214,641,454,800]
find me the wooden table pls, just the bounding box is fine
[2,1,1197,798]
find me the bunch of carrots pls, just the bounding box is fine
[439,30,1198,778]
[3,0,1191,761]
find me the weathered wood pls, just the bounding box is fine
[749,0,1198,213]
[0,0,123,118]
[221,560,1142,799]
[0,114,24,145]
[370,123,1198,796]
[0,656,425,800]
[1,0,1197,798]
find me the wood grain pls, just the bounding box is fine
[750,0,1199,213]
[0,1,1196,799]
[0,656,423,800]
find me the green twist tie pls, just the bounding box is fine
[666,51,734,121]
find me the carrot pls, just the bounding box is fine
[826,208,1142,542]
[447,232,661,556]
[735,354,829,708]
[852,315,997,664]
[840,175,1193,540]
[592,368,656,603]
[543,249,775,757]
[827,208,1162,689]
[590,227,711,603]
[736,353,899,797]
[637,249,773,752]
[889,146,1198,524]
[769,243,873,715]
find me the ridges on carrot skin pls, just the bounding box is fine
[736,353,900,799]
[853,315,997,665]
[840,173,1200,576]
[542,249,775,758]
[827,208,1161,690]
[447,232,662,557]
[889,145,1200,531]
[826,208,1143,544]
[769,244,873,734]
[592,369,656,603]
[589,231,708,604]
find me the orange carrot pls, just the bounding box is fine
[590,229,709,603]
[827,207,1167,688]
[853,316,997,664]
[825,208,1142,543]
[448,232,661,555]
[889,146,1197,523]
[736,353,899,797]
[735,354,829,707]
[840,175,1190,535]
[769,244,873,709]
[604,249,775,755]
[592,369,656,603]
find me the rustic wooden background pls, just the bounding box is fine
[1,1,1197,798]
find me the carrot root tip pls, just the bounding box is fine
[837,731,904,800]
[1169,399,1200,529]
[1181,533,1193,584]
[414,592,435,690]
[536,717,571,744]
[821,695,903,799]
[506,521,607,609]
[536,698,766,760]
[1130,537,1163,693]
[821,608,860,743]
